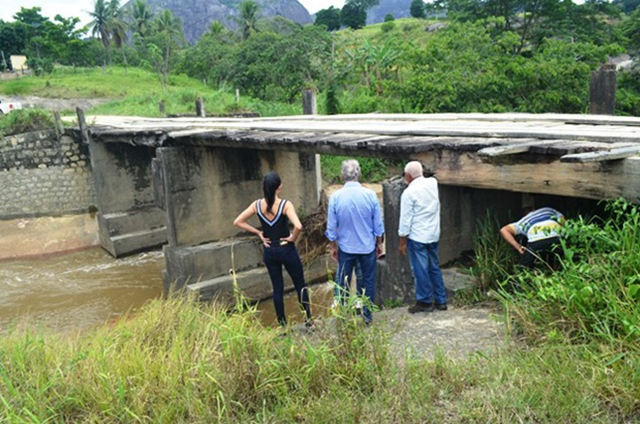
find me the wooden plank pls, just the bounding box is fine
[412,151,640,203]
[560,145,640,163]
[477,140,561,157]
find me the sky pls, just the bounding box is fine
[0,0,346,26]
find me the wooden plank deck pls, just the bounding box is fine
[81,113,640,202]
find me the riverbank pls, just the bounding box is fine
[0,296,637,423]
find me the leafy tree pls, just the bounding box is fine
[410,0,426,18]
[0,20,27,59]
[341,2,367,29]
[613,0,640,14]
[236,0,261,40]
[384,13,395,22]
[623,6,640,53]
[315,6,342,31]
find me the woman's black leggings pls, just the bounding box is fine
[263,243,311,325]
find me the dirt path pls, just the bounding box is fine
[1,95,109,112]
[379,304,505,359]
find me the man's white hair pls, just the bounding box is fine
[341,159,361,182]
[404,161,423,179]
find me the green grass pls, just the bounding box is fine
[0,108,55,137]
[0,67,301,118]
[341,17,446,44]
[0,67,207,99]
[321,155,403,184]
[0,296,638,423]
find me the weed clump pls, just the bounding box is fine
[0,108,54,137]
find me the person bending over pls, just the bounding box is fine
[500,207,565,268]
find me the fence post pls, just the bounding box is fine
[302,89,317,115]
[53,111,64,139]
[159,100,166,116]
[76,107,90,144]
[195,97,205,117]
[590,63,617,115]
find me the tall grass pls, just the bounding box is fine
[1,295,638,422]
[469,211,518,292]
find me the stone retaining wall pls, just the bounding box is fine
[0,129,95,219]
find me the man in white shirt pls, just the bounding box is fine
[398,161,447,313]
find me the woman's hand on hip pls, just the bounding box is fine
[258,231,271,248]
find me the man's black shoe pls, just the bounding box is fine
[408,302,434,314]
[435,303,448,311]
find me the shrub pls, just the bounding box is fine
[0,108,54,137]
[381,21,396,33]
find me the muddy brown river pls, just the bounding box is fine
[0,247,334,334]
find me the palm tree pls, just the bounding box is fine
[89,0,111,64]
[236,0,260,40]
[152,9,184,88]
[132,0,154,39]
[107,0,130,73]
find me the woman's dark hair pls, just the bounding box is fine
[263,172,281,214]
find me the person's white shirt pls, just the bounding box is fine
[398,176,440,244]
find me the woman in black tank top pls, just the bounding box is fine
[233,172,312,327]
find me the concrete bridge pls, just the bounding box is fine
[77,111,640,304]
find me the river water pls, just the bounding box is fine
[0,247,334,334]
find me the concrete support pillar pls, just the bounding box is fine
[302,89,322,204]
[376,178,523,304]
[157,145,321,293]
[88,139,167,257]
[590,64,617,115]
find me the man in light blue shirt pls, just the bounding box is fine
[326,159,384,324]
[399,161,447,314]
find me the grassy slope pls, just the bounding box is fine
[0,297,637,423]
[0,67,300,117]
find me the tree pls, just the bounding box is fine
[147,9,184,88]
[132,0,154,39]
[410,0,427,18]
[624,6,640,53]
[341,2,365,29]
[384,13,395,22]
[315,6,342,31]
[236,0,260,40]
[341,0,379,30]
[89,0,112,63]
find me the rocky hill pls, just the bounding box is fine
[124,0,313,44]
[366,0,414,24]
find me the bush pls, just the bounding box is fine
[0,108,54,137]
[381,21,396,33]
